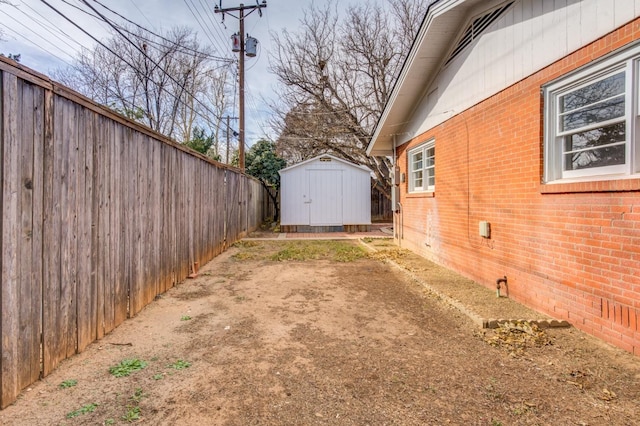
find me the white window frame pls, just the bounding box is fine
[543,43,640,184]
[408,140,435,193]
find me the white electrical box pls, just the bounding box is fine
[479,221,491,238]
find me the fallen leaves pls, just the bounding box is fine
[484,321,552,356]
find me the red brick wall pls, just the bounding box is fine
[396,19,640,355]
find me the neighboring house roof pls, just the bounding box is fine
[366,0,499,156]
[278,154,371,175]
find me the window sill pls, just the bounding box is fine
[406,191,435,198]
[541,176,640,193]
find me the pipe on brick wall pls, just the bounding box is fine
[496,276,507,298]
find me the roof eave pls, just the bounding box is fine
[366,0,475,156]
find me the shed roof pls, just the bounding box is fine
[366,0,489,156]
[279,154,371,175]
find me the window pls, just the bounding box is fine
[544,44,640,183]
[408,140,435,192]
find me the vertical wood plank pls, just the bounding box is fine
[17,81,42,389]
[114,126,128,325]
[130,131,142,316]
[95,115,106,340]
[41,89,59,377]
[1,72,20,408]
[62,99,79,358]
[77,108,95,352]
[104,119,117,334]
[29,83,45,387]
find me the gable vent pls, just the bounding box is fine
[445,1,514,66]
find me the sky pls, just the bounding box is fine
[0,0,317,145]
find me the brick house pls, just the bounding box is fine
[367,0,640,354]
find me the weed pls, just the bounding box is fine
[234,295,247,302]
[333,244,366,262]
[150,356,159,362]
[180,315,192,321]
[104,419,115,425]
[232,251,256,261]
[66,403,98,418]
[152,373,164,380]
[122,405,141,422]
[512,401,537,416]
[131,388,145,403]
[270,242,320,261]
[59,379,78,389]
[168,359,191,370]
[232,240,259,248]
[109,359,147,377]
[490,420,503,426]
[269,241,365,262]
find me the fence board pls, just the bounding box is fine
[28,81,45,387]
[76,107,92,352]
[94,115,106,340]
[1,72,20,408]
[41,88,57,377]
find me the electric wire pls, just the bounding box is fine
[39,0,236,139]
[129,0,156,31]
[196,0,233,54]
[0,22,75,67]
[18,1,86,52]
[88,0,234,62]
[0,9,76,63]
[183,0,226,57]
[85,0,246,146]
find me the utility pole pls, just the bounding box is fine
[224,115,239,164]
[214,1,267,171]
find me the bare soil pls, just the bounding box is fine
[1,239,639,426]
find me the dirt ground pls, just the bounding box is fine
[1,239,639,425]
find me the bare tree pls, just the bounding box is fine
[269,0,429,198]
[54,25,234,145]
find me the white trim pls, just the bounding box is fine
[408,139,436,193]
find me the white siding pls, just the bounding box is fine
[405,0,640,141]
[279,156,371,226]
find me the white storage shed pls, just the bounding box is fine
[279,154,371,232]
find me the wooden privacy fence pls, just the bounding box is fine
[0,58,270,408]
[371,183,392,222]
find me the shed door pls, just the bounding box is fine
[308,170,343,226]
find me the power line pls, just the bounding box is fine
[0,9,76,62]
[129,0,156,31]
[0,21,75,66]
[89,0,234,63]
[195,0,231,54]
[183,0,225,57]
[39,0,234,140]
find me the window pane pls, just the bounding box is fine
[413,170,423,188]
[561,72,625,113]
[561,95,624,131]
[564,144,626,170]
[564,122,625,152]
[412,152,423,171]
[425,147,435,167]
[427,168,435,187]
